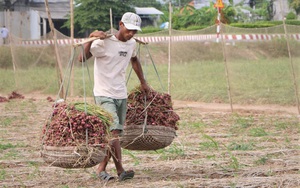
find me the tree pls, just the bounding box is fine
[64,0,133,37]
[123,0,162,9]
[289,0,300,15]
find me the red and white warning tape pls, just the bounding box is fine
[20,34,300,46]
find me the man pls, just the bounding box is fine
[0,26,9,45]
[79,12,150,181]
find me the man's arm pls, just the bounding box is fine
[78,31,107,62]
[131,56,150,94]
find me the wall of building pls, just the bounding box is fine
[0,10,40,40]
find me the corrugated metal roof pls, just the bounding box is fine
[134,7,164,15]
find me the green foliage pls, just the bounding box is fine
[289,0,300,14]
[230,22,276,28]
[179,25,209,31]
[64,0,133,36]
[172,3,217,29]
[139,26,163,34]
[286,11,297,20]
[124,0,162,9]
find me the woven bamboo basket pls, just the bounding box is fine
[120,125,176,150]
[41,145,107,168]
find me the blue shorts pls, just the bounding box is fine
[94,96,127,134]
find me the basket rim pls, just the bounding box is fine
[124,124,176,131]
[42,144,107,151]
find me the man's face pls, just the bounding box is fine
[120,22,137,41]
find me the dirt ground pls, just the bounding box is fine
[0,94,300,188]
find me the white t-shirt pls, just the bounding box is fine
[0,27,9,38]
[90,35,137,99]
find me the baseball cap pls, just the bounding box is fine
[121,12,142,31]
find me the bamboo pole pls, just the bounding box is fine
[44,0,64,98]
[73,35,113,47]
[70,0,74,96]
[110,8,113,34]
[279,0,300,115]
[220,23,233,112]
[7,10,18,87]
[167,2,172,95]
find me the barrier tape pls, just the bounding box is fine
[20,34,300,46]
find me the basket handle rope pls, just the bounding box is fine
[121,91,159,149]
[41,46,77,148]
[42,44,95,148]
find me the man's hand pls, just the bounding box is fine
[78,31,109,62]
[89,30,107,39]
[140,82,151,96]
[78,43,92,62]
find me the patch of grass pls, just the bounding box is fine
[227,141,255,151]
[27,167,40,179]
[255,156,269,165]
[199,134,219,150]
[190,121,206,129]
[266,169,275,176]
[60,186,69,188]
[0,117,13,127]
[122,149,140,166]
[199,141,219,150]
[274,119,300,131]
[1,149,20,160]
[27,161,39,167]
[229,115,255,134]
[234,115,255,129]
[248,128,268,137]
[138,142,186,161]
[228,154,240,171]
[0,143,18,150]
[219,152,241,172]
[206,154,216,160]
[154,143,185,160]
[0,169,6,180]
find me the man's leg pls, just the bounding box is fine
[95,97,133,180]
[95,97,125,174]
[109,130,124,175]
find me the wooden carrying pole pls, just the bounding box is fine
[73,34,146,47]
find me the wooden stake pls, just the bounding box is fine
[45,0,64,98]
[70,0,74,96]
[168,2,172,95]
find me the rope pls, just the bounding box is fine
[145,44,165,92]
[79,44,89,146]
[41,46,76,148]
[124,41,167,149]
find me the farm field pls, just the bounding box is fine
[0,94,300,188]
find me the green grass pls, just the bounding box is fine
[248,128,268,137]
[0,143,19,150]
[1,44,300,106]
[227,141,255,151]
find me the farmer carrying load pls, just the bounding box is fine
[79,12,150,181]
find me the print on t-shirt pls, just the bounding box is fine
[119,51,127,57]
